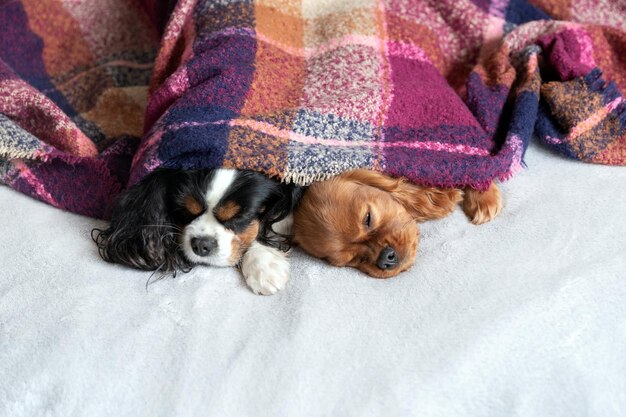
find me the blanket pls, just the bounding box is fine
[0,0,625,219]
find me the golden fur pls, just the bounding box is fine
[294,170,502,278]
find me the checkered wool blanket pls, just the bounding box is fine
[1,0,625,218]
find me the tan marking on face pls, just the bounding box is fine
[229,221,260,265]
[184,196,203,216]
[215,201,241,222]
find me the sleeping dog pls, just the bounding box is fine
[293,169,502,278]
[93,168,301,295]
[94,168,501,294]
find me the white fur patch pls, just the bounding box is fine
[241,241,290,295]
[205,169,236,208]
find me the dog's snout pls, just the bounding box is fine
[376,246,399,270]
[191,237,217,257]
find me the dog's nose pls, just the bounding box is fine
[191,237,217,257]
[376,246,399,270]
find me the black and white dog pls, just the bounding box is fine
[93,169,302,295]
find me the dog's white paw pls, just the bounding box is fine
[241,242,289,295]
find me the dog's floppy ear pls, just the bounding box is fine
[257,178,304,252]
[92,169,190,272]
[342,169,462,222]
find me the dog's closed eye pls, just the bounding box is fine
[184,196,204,216]
[214,200,240,222]
[363,210,372,229]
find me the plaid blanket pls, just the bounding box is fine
[1,0,625,219]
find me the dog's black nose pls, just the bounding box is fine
[376,246,399,270]
[191,237,217,257]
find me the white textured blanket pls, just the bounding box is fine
[1,145,625,417]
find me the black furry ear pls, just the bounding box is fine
[257,181,303,252]
[92,169,191,273]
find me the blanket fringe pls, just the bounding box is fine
[585,68,622,104]
[282,168,514,192]
[283,171,337,186]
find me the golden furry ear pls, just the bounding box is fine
[341,169,462,222]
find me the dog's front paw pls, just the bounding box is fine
[463,182,503,225]
[241,242,290,295]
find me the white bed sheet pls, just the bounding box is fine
[1,144,625,417]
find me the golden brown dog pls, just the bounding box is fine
[293,170,502,278]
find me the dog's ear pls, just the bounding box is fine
[342,169,462,222]
[257,178,304,252]
[92,169,190,272]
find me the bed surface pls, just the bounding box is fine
[1,144,625,417]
